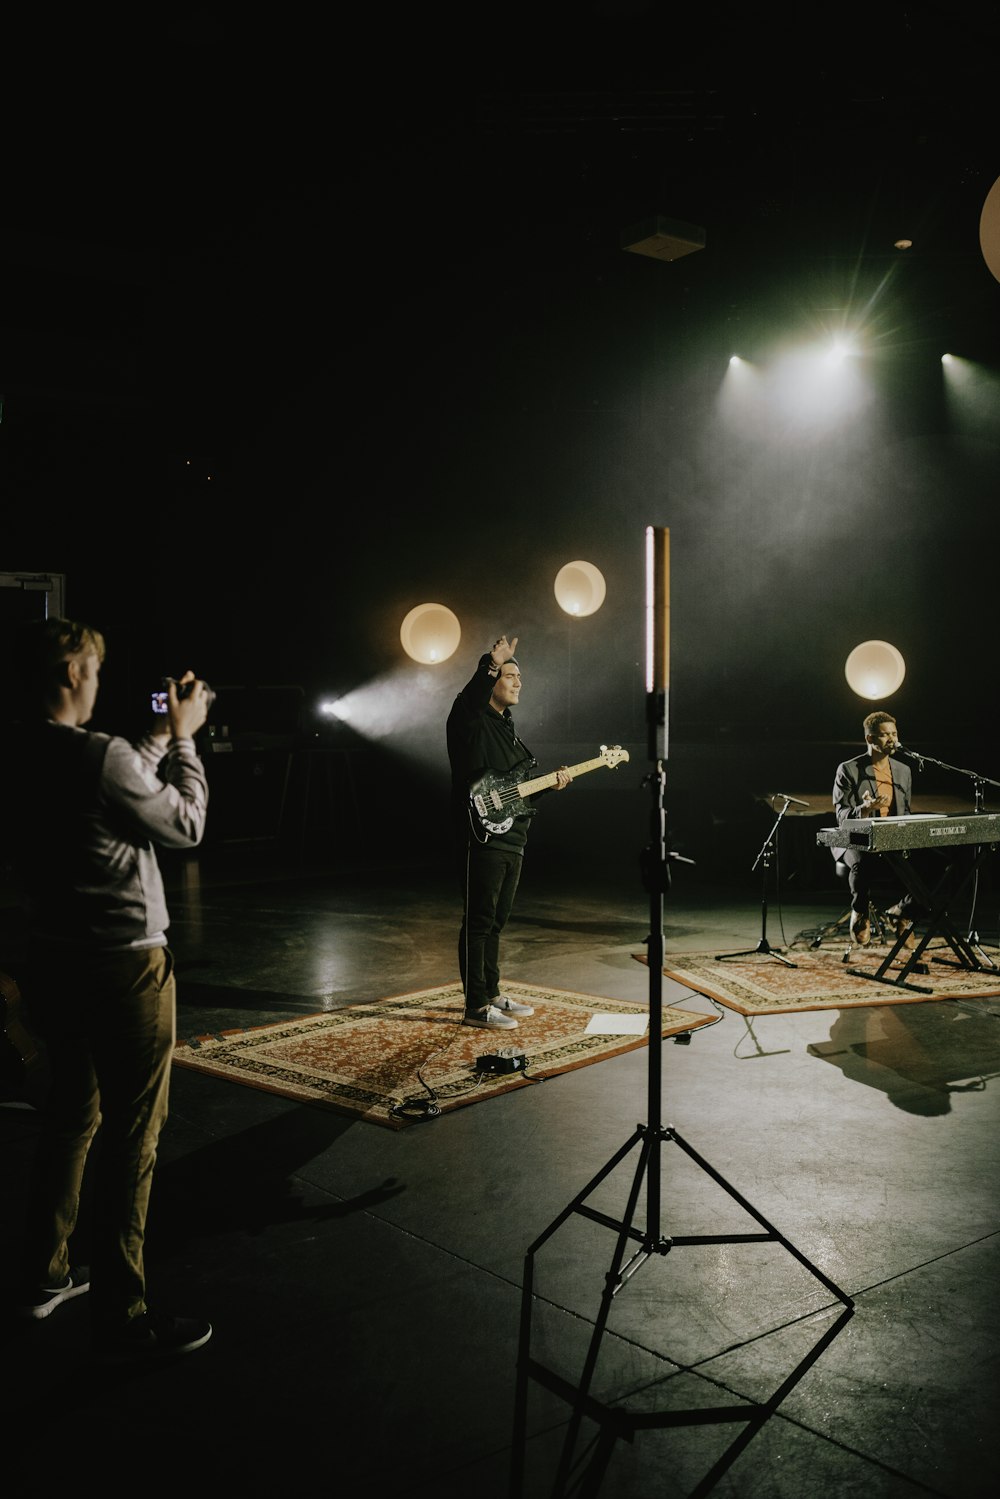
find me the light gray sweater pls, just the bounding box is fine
[6,720,209,950]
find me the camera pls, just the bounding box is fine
[151,676,216,715]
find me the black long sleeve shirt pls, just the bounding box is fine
[446,654,534,853]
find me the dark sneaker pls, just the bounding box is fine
[17,1266,91,1320]
[95,1310,212,1363]
[462,1005,518,1030]
[491,994,535,1017]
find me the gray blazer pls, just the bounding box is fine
[829,752,913,864]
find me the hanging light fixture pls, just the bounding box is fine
[399,603,461,664]
[554,560,606,617]
[844,640,906,699]
[979,173,1000,285]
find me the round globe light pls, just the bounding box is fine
[980,174,1000,286]
[844,640,906,700]
[400,603,461,664]
[554,560,606,618]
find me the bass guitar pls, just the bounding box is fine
[469,744,630,838]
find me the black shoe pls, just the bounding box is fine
[16,1266,91,1320]
[95,1310,212,1363]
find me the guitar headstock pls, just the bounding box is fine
[599,744,630,769]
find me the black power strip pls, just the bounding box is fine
[475,1048,528,1074]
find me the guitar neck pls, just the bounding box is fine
[517,756,611,799]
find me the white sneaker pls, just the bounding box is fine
[17,1266,91,1320]
[462,1005,518,1030]
[491,994,535,1017]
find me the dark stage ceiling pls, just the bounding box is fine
[2,7,999,750]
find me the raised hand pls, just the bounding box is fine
[490,634,519,666]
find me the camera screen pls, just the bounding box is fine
[151,690,169,715]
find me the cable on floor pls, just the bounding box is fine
[389,1040,459,1121]
[389,1025,543,1123]
[668,988,726,1036]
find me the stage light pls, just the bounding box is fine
[827,336,856,364]
[645,526,669,759]
[400,603,461,664]
[554,560,606,617]
[844,640,905,700]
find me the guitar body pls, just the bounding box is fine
[468,745,630,841]
[468,760,537,836]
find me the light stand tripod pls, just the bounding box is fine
[508,531,853,1499]
[716,793,799,968]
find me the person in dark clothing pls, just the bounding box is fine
[446,633,570,1029]
[831,710,919,948]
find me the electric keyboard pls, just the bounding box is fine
[816,811,1000,854]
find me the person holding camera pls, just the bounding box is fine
[3,616,212,1361]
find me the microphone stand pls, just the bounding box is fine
[897,748,1000,968]
[716,794,798,968]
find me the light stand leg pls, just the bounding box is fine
[550,1130,657,1497]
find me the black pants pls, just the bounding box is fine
[843,849,929,919]
[458,842,523,1014]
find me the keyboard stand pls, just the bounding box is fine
[847,845,994,990]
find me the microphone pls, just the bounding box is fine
[895,744,924,768]
[775,793,810,807]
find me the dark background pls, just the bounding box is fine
[3,6,999,885]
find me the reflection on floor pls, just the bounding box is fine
[3,845,999,1498]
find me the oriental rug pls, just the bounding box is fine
[172,979,715,1130]
[633,944,1000,1016]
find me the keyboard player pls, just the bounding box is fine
[831,711,923,947]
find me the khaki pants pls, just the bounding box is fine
[20,945,175,1332]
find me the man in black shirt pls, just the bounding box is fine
[446,633,569,1029]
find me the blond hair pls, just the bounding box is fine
[12,616,106,702]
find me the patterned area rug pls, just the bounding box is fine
[172,980,715,1129]
[634,944,1000,1015]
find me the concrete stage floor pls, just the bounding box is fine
[3,842,999,1498]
